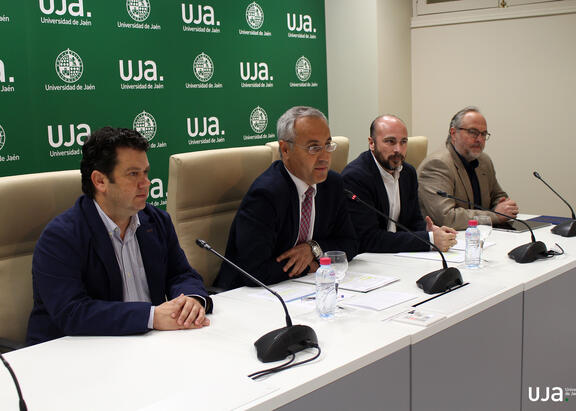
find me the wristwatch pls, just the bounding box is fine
[307,240,322,261]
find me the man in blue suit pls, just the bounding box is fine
[342,115,457,254]
[214,106,357,290]
[27,127,212,345]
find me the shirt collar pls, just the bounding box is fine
[284,164,317,199]
[371,152,402,182]
[93,200,140,237]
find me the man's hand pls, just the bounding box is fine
[276,243,315,277]
[426,216,457,252]
[153,294,210,331]
[493,197,519,222]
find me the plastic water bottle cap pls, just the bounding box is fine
[468,220,478,227]
[319,257,331,265]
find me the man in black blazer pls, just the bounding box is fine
[214,106,357,290]
[342,115,456,254]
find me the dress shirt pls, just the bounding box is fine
[452,143,482,207]
[285,166,317,246]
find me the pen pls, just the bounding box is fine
[411,282,470,308]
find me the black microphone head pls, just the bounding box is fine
[533,171,541,179]
[343,189,355,200]
[436,190,448,197]
[195,238,209,249]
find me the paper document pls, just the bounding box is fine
[452,239,495,251]
[248,281,315,303]
[395,250,465,263]
[340,288,418,311]
[293,271,399,292]
[391,309,446,327]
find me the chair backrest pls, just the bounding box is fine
[0,170,82,347]
[405,136,428,169]
[167,146,273,287]
[266,136,350,173]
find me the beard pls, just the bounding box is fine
[375,150,405,171]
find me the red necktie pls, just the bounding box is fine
[297,186,314,244]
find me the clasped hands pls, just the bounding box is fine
[426,216,458,252]
[277,243,319,278]
[154,294,210,331]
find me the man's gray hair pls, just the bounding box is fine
[446,106,482,143]
[277,106,327,143]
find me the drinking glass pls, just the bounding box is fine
[474,215,493,249]
[323,251,348,296]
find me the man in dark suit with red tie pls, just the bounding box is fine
[214,106,357,290]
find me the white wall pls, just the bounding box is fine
[325,0,412,162]
[412,12,576,216]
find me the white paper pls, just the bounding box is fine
[394,250,465,263]
[340,288,419,311]
[293,271,399,293]
[452,238,495,251]
[248,281,315,303]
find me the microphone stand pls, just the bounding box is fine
[533,171,576,237]
[195,239,318,363]
[344,189,462,294]
[436,191,547,263]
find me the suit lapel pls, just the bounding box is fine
[136,210,165,305]
[476,158,492,209]
[80,196,124,301]
[449,144,474,208]
[278,163,301,245]
[366,152,390,216]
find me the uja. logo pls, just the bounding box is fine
[250,106,267,134]
[127,0,150,22]
[47,124,90,148]
[193,53,214,82]
[0,124,6,151]
[187,116,223,137]
[39,0,91,17]
[119,60,162,82]
[55,49,83,83]
[0,59,15,83]
[528,386,565,402]
[295,56,311,81]
[182,4,218,26]
[240,62,271,81]
[133,111,157,141]
[287,13,314,33]
[245,2,263,30]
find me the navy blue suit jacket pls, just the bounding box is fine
[27,195,211,345]
[214,161,358,290]
[342,150,429,253]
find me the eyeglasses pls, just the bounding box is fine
[457,127,491,140]
[290,141,338,155]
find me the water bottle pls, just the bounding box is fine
[465,219,481,269]
[315,257,336,319]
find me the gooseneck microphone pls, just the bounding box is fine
[344,189,463,294]
[0,352,28,411]
[436,190,547,263]
[533,171,576,237]
[195,239,318,363]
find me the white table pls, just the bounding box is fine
[1,221,574,410]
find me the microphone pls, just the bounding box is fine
[344,189,463,294]
[533,171,576,237]
[1,353,28,411]
[195,239,318,363]
[436,190,547,263]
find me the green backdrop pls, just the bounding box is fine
[0,0,327,208]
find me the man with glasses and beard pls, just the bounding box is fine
[417,106,519,230]
[342,115,457,253]
[214,106,357,290]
